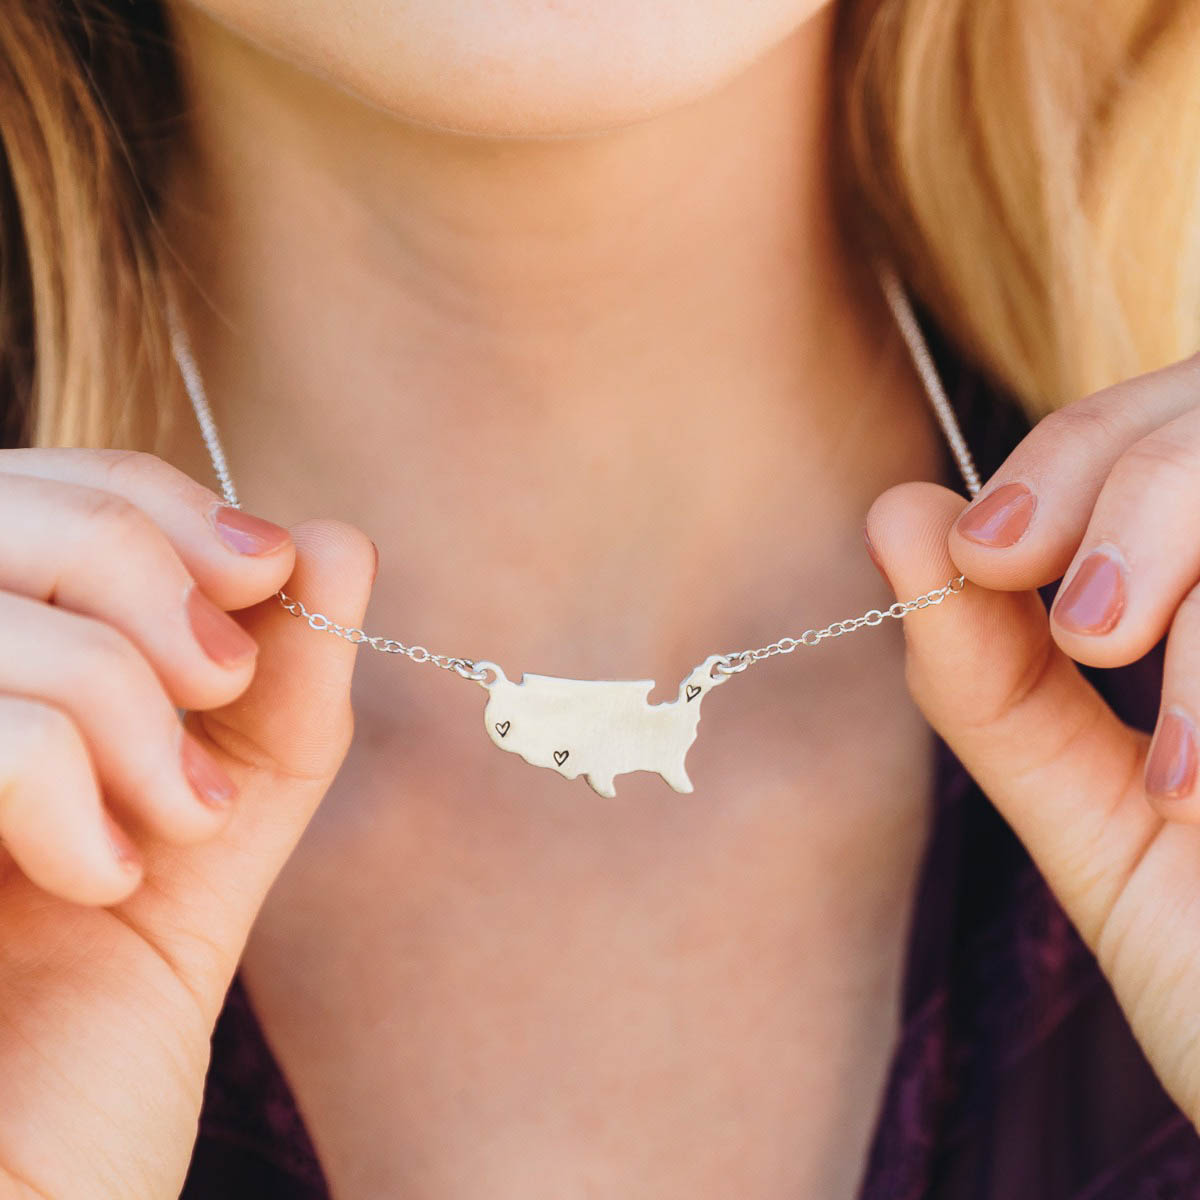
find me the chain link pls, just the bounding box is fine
[167,262,980,686]
[710,573,966,676]
[275,590,490,681]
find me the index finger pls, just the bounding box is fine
[948,352,1200,590]
[0,448,293,611]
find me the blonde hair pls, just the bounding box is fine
[2,0,1199,448]
[835,0,1200,414]
[0,1,180,450]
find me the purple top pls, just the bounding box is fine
[181,331,1200,1198]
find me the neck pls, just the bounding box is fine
[160,5,941,677]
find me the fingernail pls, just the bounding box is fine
[180,729,237,809]
[956,482,1036,548]
[1145,706,1198,799]
[186,585,257,667]
[103,810,141,872]
[370,540,379,585]
[211,505,290,556]
[1052,549,1126,636]
[863,525,892,588]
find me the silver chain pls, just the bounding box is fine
[274,591,486,681]
[166,263,979,685]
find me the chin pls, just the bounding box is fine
[173,0,831,138]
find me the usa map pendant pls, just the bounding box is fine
[472,653,734,797]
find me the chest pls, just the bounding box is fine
[239,638,934,1199]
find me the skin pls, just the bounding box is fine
[161,4,942,1195]
[0,1,1198,1197]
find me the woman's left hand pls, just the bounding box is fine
[867,351,1200,1125]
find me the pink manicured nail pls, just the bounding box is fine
[211,505,290,555]
[186,585,257,667]
[103,811,141,872]
[1052,549,1126,635]
[180,730,237,809]
[1145,707,1198,799]
[956,482,1036,547]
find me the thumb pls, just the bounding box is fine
[865,482,1156,948]
[136,518,376,1003]
[197,518,377,781]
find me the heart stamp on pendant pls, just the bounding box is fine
[553,749,569,766]
[495,720,510,737]
[686,684,701,701]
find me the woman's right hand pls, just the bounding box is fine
[0,448,376,1199]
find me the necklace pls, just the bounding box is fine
[168,264,980,797]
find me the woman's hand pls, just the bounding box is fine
[867,352,1200,1126]
[0,449,375,1198]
